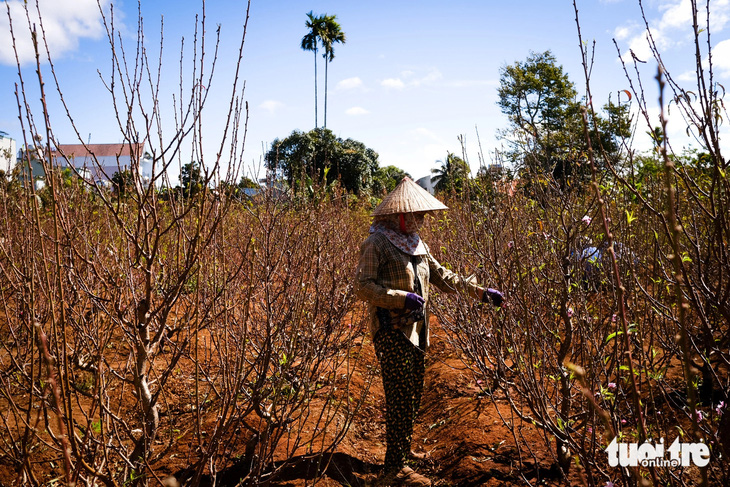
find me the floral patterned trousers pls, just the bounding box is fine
[374,326,425,473]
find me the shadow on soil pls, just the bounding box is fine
[172,451,381,486]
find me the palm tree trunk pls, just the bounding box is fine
[324,59,328,129]
[314,47,318,129]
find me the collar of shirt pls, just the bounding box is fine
[370,221,427,256]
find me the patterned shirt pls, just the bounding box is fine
[355,230,483,349]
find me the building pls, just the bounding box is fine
[52,143,152,184]
[416,175,435,194]
[0,132,16,176]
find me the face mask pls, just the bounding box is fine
[399,213,425,234]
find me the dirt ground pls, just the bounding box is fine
[0,313,587,487]
[251,316,568,487]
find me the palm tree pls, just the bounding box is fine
[319,15,346,129]
[301,12,325,128]
[431,152,470,194]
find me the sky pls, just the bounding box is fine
[1,0,729,183]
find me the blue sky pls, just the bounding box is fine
[1,0,729,182]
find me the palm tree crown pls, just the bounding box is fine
[319,15,346,129]
[301,12,346,130]
[301,11,326,128]
[431,152,470,194]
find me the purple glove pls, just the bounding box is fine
[482,288,504,307]
[404,293,425,310]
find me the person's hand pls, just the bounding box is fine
[404,293,425,310]
[482,288,504,307]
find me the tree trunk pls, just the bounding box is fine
[314,48,318,128]
[324,59,328,129]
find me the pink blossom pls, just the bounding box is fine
[566,307,574,318]
[696,410,704,422]
[621,419,627,425]
[716,401,725,415]
[582,215,592,225]
[607,382,617,390]
[508,241,514,249]
[611,314,617,322]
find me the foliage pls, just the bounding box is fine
[301,11,345,130]
[498,51,631,188]
[371,165,410,196]
[238,175,259,189]
[111,168,134,196]
[319,13,346,129]
[301,11,324,128]
[265,128,378,194]
[431,152,470,194]
[180,161,203,198]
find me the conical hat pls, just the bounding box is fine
[372,177,448,216]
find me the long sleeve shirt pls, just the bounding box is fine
[355,231,483,349]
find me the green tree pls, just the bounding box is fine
[180,161,203,198]
[111,169,134,196]
[498,51,579,183]
[498,51,632,187]
[265,128,378,194]
[301,12,325,129]
[238,175,259,189]
[431,152,470,194]
[319,14,346,129]
[372,165,410,195]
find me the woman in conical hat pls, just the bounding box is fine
[355,177,503,486]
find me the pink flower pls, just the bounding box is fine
[621,419,627,425]
[582,215,592,225]
[696,410,704,422]
[607,382,617,390]
[587,426,593,434]
[611,314,617,322]
[508,241,514,249]
[566,307,574,318]
[716,401,725,415]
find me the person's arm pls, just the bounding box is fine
[426,250,503,306]
[355,237,409,309]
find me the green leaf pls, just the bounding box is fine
[606,330,624,343]
[625,209,637,225]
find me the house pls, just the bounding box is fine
[52,143,152,184]
[416,175,435,194]
[0,132,16,176]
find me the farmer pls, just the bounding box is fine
[355,177,503,486]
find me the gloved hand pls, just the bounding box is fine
[404,292,425,310]
[482,288,504,307]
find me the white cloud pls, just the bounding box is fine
[345,106,369,116]
[410,69,443,87]
[616,0,730,63]
[658,0,693,30]
[259,100,284,114]
[0,0,111,66]
[445,79,498,89]
[381,78,405,89]
[613,25,632,41]
[336,77,363,90]
[409,127,443,143]
[381,68,444,90]
[677,70,696,82]
[713,39,730,78]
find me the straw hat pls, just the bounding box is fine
[372,177,448,216]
